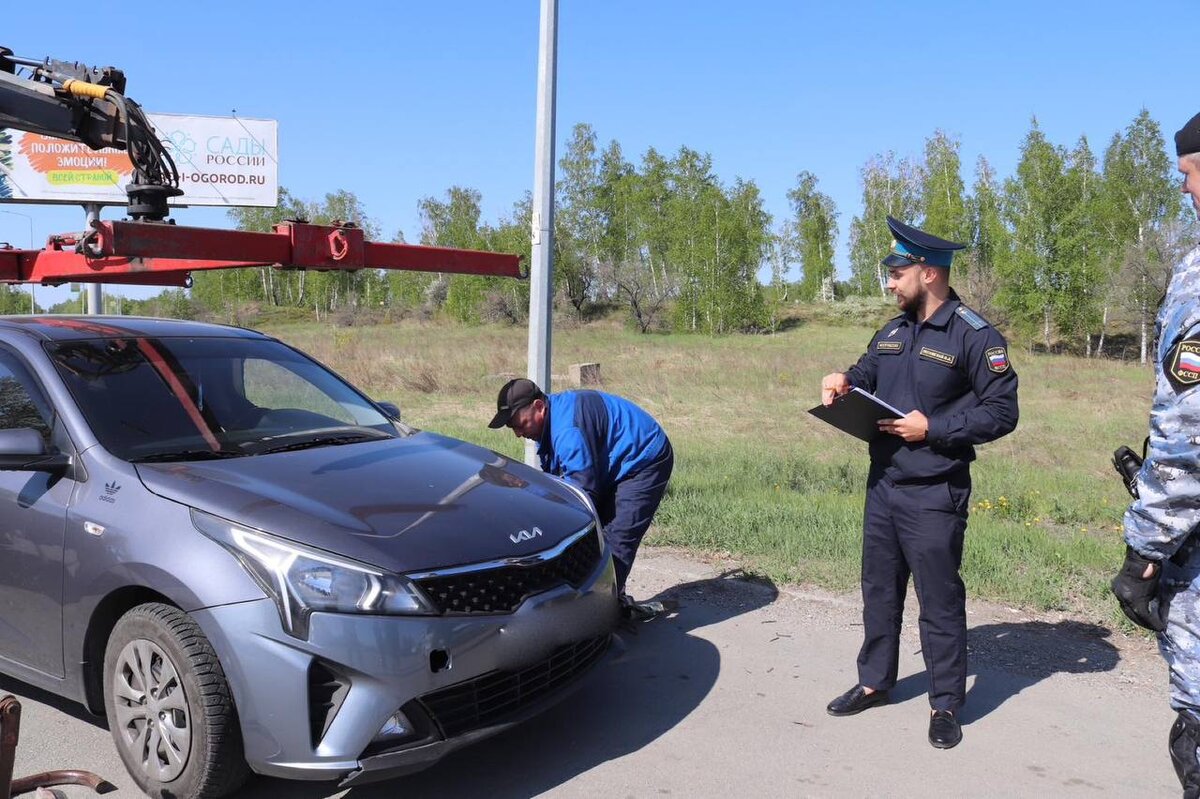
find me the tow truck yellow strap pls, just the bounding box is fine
[61,79,109,100]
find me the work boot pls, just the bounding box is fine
[620,594,665,622]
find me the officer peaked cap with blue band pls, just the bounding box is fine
[881,216,965,269]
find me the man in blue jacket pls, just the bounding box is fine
[489,378,674,612]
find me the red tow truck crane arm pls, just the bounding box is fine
[0,46,521,286]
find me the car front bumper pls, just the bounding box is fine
[192,551,618,783]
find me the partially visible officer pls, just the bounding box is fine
[1113,111,1200,798]
[489,378,674,614]
[819,217,1019,749]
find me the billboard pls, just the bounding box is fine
[0,112,278,208]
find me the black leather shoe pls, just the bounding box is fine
[826,685,889,716]
[929,710,962,749]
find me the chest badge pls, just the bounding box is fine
[986,347,1010,373]
[919,347,956,367]
[876,340,904,353]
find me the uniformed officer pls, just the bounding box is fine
[489,378,674,617]
[819,217,1019,749]
[1112,111,1200,797]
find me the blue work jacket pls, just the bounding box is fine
[536,390,669,502]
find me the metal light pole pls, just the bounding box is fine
[83,204,104,315]
[82,203,105,311]
[526,0,558,466]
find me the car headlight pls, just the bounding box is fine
[192,509,434,639]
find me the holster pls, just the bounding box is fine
[1112,444,1144,499]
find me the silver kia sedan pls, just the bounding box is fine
[0,316,618,798]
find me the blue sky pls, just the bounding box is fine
[3,1,1194,305]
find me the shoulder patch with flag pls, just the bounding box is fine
[985,346,1009,373]
[1167,337,1200,393]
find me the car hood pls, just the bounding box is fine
[134,431,594,574]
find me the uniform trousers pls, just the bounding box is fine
[595,442,674,594]
[857,470,971,711]
[1161,540,1200,716]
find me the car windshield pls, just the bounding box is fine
[45,336,397,462]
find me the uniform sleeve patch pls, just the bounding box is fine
[1167,338,1200,393]
[985,346,1009,373]
[956,305,989,330]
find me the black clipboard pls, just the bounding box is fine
[808,387,905,442]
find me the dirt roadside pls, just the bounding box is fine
[3,547,1180,798]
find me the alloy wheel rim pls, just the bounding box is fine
[112,638,191,782]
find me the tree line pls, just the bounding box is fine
[182,126,774,336]
[21,110,1190,356]
[843,112,1194,361]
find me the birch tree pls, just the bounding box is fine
[920,130,968,243]
[1100,109,1180,361]
[786,171,839,301]
[961,157,1010,318]
[1000,119,1068,347]
[848,153,921,295]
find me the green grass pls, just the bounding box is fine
[260,317,1153,626]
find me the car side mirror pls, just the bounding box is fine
[0,427,71,472]
[377,401,401,421]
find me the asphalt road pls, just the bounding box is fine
[2,549,1181,798]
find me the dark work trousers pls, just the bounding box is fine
[596,443,674,594]
[857,470,972,712]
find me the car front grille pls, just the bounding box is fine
[416,634,610,738]
[413,528,602,614]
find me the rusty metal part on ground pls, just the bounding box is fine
[0,695,115,798]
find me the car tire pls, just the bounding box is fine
[103,602,249,798]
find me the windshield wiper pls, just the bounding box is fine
[131,449,247,463]
[255,433,387,456]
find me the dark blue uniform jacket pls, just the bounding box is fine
[844,291,1019,482]
[537,390,669,502]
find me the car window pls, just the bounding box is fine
[0,350,53,444]
[47,336,395,461]
[243,359,355,425]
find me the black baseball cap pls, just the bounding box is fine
[1177,111,1200,156]
[488,378,545,429]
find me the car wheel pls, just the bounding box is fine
[104,602,249,798]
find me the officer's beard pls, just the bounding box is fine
[896,284,926,315]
